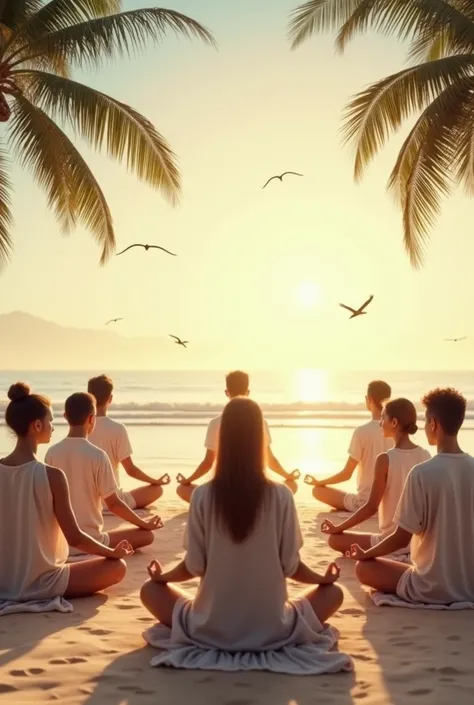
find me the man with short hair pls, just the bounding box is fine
[176,370,299,503]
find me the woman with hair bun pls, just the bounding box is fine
[321,398,430,557]
[0,382,132,604]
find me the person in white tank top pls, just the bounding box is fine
[0,383,133,603]
[321,398,430,557]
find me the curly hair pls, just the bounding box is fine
[422,388,466,435]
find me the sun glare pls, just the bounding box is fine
[296,281,320,309]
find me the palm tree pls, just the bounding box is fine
[0,0,214,267]
[288,0,474,267]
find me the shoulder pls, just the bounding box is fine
[87,441,112,464]
[273,481,294,504]
[410,455,436,477]
[44,464,67,484]
[207,415,222,429]
[190,482,212,513]
[46,440,62,455]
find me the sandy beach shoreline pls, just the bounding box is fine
[0,497,471,705]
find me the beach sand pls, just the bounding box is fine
[0,496,471,705]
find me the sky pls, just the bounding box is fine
[1,0,473,370]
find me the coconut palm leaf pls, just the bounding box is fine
[11,8,216,69]
[0,0,43,29]
[288,0,363,49]
[342,54,474,180]
[0,147,13,268]
[9,93,115,263]
[20,69,180,203]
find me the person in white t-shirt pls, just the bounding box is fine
[176,370,300,504]
[350,387,474,606]
[46,393,164,554]
[306,380,392,512]
[321,398,430,556]
[87,375,169,509]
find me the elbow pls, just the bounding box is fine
[364,502,378,516]
[67,529,84,548]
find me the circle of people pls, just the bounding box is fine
[0,372,473,674]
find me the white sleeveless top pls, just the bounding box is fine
[378,446,431,538]
[0,460,69,601]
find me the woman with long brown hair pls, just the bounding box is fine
[140,397,351,674]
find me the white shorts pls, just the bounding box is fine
[343,492,367,512]
[370,533,411,560]
[102,488,137,513]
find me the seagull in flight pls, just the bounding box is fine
[170,335,188,349]
[339,295,374,319]
[116,244,177,257]
[105,318,123,326]
[262,172,303,189]
[445,336,467,343]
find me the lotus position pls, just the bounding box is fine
[141,397,349,673]
[350,388,474,606]
[321,398,430,557]
[46,393,163,555]
[307,380,392,511]
[176,370,299,503]
[0,383,132,602]
[87,375,168,509]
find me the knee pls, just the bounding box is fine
[111,558,127,582]
[142,530,155,547]
[312,485,323,500]
[176,484,186,499]
[140,578,155,606]
[355,560,370,585]
[152,484,164,501]
[328,534,342,552]
[328,583,344,611]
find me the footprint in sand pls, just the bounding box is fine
[388,639,414,647]
[49,657,87,665]
[353,654,373,662]
[116,604,139,610]
[354,694,368,700]
[438,666,464,676]
[408,689,432,696]
[0,684,18,693]
[40,682,60,691]
[340,608,364,616]
[138,617,154,622]
[10,668,45,677]
[447,635,461,642]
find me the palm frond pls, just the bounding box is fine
[341,54,474,180]
[408,28,456,63]
[11,8,216,69]
[0,146,13,269]
[452,84,474,195]
[400,79,474,267]
[0,0,42,30]
[9,94,115,264]
[335,0,474,53]
[288,0,363,49]
[20,69,180,203]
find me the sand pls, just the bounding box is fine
[0,496,472,705]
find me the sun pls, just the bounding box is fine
[296,281,320,309]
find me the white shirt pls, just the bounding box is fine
[205,413,272,452]
[378,446,431,538]
[45,438,118,554]
[395,453,474,604]
[348,419,393,500]
[88,416,133,487]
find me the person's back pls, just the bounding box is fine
[0,460,69,601]
[46,438,116,554]
[378,445,430,537]
[186,482,298,650]
[88,415,130,484]
[351,419,393,499]
[397,453,474,604]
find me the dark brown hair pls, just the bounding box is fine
[367,380,391,409]
[384,398,418,435]
[87,374,113,406]
[212,397,270,543]
[225,370,249,398]
[422,387,466,435]
[5,382,51,437]
[65,392,96,426]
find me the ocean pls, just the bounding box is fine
[1,369,473,500]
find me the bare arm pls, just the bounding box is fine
[104,492,157,529]
[289,559,339,585]
[179,450,215,485]
[315,456,358,487]
[47,466,118,558]
[121,456,161,485]
[267,448,292,481]
[327,454,389,533]
[355,526,412,560]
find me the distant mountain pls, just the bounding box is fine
[0,312,174,369]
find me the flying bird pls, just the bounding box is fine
[339,295,374,319]
[262,172,303,189]
[170,335,188,348]
[105,318,123,326]
[445,337,467,343]
[116,244,177,257]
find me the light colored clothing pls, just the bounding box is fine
[45,438,117,556]
[395,453,474,604]
[88,416,133,486]
[0,460,69,601]
[348,419,393,501]
[343,492,366,512]
[378,446,431,539]
[178,483,314,650]
[205,413,272,452]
